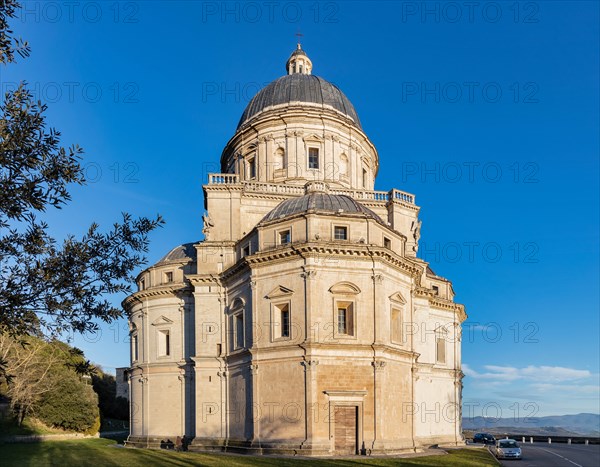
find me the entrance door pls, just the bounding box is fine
[334,405,358,455]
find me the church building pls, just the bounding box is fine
[124,44,466,455]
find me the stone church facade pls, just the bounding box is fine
[124,45,466,455]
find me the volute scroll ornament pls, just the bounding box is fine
[202,212,214,240]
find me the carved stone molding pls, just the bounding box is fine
[372,273,384,284]
[301,269,317,280]
[372,360,386,371]
[302,360,319,370]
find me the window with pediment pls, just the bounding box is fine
[329,282,360,339]
[389,292,406,345]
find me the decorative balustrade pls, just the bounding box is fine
[390,189,415,204]
[206,174,415,204]
[335,189,390,201]
[243,181,305,195]
[208,173,239,184]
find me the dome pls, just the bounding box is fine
[157,243,197,264]
[261,191,384,224]
[237,45,362,130]
[238,75,361,130]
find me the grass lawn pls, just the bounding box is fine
[0,438,497,466]
[0,417,78,436]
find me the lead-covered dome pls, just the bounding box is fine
[157,243,197,264]
[237,44,362,130]
[261,191,384,225]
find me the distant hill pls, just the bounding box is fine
[463,413,600,436]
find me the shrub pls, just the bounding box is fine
[85,415,101,435]
[35,372,99,432]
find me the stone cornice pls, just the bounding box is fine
[413,287,467,322]
[246,342,418,360]
[413,363,460,377]
[186,274,222,287]
[134,258,194,282]
[122,283,192,311]
[203,184,244,194]
[219,242,423,282]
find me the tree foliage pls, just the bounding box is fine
[0,0,30,65]
[0,334,100,431]
[0,333,61,424]
[0,0,164,338]
[36,370,99,433]
[92,369,128,421]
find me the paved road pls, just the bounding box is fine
[492,442,600,467]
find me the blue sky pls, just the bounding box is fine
[2,1,598,418]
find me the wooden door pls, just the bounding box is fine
[334,406,358,455]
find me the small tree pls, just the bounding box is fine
[0,334,61,425]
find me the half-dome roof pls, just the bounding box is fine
[261,192,383,224]
[237,74,362,130]
[157,243,197,265]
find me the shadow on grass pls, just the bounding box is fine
[0,416,40,437]
[0,439,497,467]
[99,431,128,444]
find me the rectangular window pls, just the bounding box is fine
[391,308,402,343]
[248,158,256,179]
[165,271,173,283]
[281,305,290,338]
[432,285,439,295]
[140,279,145,291]
[362,168,368,187]
[436,335,446,364]
[242,244,251,257]
[308,148,319,169]
[273,303,291,340]
[235,313,244,349]
[337,308,347,334]
[158,330,170,357]
[334,226,348,240]
[384,237,391,249]
[336,302,354,336]
[279,229,291,245]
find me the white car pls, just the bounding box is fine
[494,439,522,460]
